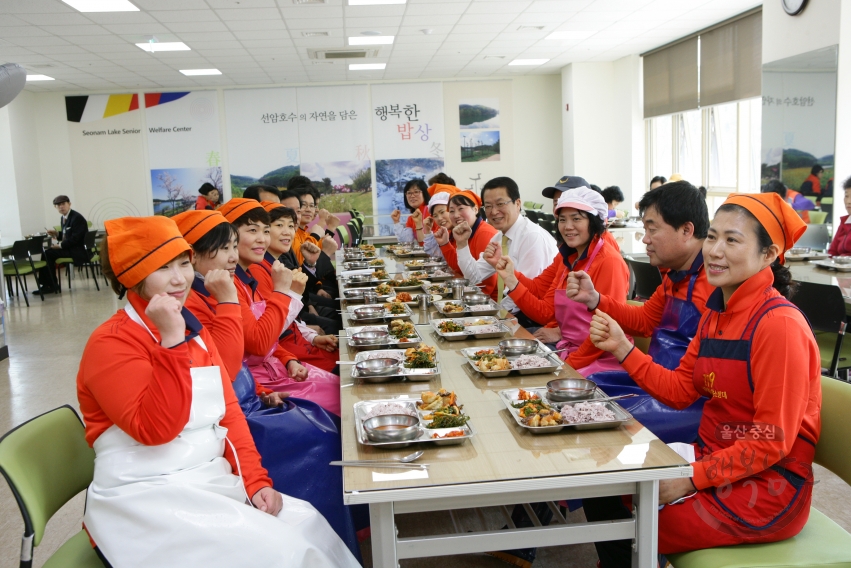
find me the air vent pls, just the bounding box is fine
[483,56,505,60]
[311,60,336,65]
[302,31,329,37]
[517,25,545,31]
[308,48,379,60]
[293,0,325,4]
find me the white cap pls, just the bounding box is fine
[554,187,608,221]
[429,192,452,213]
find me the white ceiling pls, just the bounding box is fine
[1,0,762,92]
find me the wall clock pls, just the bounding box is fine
[782,0,808,16]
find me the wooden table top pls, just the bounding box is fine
[337,248,690,501]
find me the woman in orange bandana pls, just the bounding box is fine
[586,192,821,566]
[76,216,359,568]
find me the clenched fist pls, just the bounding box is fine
[290,268,308,296]
[452,222,472,248]
[204,268,238,304]
[390,209,402,224]
[286,360,309,381]
[270,260,294,294]
[146,293,186,348]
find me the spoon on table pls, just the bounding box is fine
[330,450,427,468]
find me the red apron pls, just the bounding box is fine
[658,296,815,554]
[238,279,342,415]
[280,324,339,374]
[554,239,627,375]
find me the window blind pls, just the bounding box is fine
[643,37,698,118]
[700,11,762,107]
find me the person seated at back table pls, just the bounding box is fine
[829,176,851,257]
[288,175,342,245]
[566,180,713,443]
[602,185,625,219]
[36,194,89,294]
[455,176,558,328]
[243,183,281,203]
[761,179,814,223]
[585,192,821,567]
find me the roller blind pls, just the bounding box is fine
[700,11,762,107]
[643,37,698,118]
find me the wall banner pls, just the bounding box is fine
[145,91,222,217]
[65,94,148,227]
[371,82,445,236]
[295,84,373,222]
[223,87,300,197]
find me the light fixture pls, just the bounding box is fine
[508,59,549,66]
[26,74,55,81]
[61,0,138,12]
[136,41,191,53]
[348,36,394,45]
[180,69,222,76]
[348,0,406,5]
[546,30,596,40]
[349,63,386,70]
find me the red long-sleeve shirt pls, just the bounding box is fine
[594,253,712,338]
[620,267,821,490]
[233,266,294,361]
[440,219,499,300]
[509,236,630,367]
[77,292,272,498]
[184,284,244,381]
[246,264,301,368]
[829,216,851,257]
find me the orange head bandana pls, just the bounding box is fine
[104,216,190,289]
[172,210,230,245]
[261,200,286,213]
[722,192,807,265]
[218,198,266,223]
[428,183,462,197]
[451,189,482,208]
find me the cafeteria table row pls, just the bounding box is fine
[335,246,691,568]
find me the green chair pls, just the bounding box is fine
[336,226,351,247]
[0,405,102,568]
[809,211,829,224]
[2,240,47,306]
[669,375,851,568]
[805,196,819,204]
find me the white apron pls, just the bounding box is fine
[83,305,360,568]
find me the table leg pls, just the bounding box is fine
[370,501,398,568]
[633,479,659,568]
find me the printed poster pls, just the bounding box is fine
[145,91,222,217]
[65,94,148,226]
[372,82,445,236]
[296,84,373,220]
[223,87,300,197]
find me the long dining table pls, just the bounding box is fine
[335,246,691,568]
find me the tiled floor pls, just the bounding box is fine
[2,282,850,568]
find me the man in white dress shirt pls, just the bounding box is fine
[454,176,558,328]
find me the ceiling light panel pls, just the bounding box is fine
[508,59,549,66]
[26,74,56,81]
[348,36,394,45]
[349,63,386,70]
[136,41,191,52]
[179,68,222,75]
[61,0,139,12]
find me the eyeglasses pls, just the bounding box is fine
[299,203,317,210]
[482,200,516,213]
[405,190,423,197]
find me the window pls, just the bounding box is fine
[708,102,738,189]
[644,97,763,211]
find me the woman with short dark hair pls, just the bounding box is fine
[391,178,430,244]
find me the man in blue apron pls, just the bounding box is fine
[567,180,711,443]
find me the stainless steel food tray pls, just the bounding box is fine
[353,398,474,447]
[346,303,414,321]
[810,259,851,272]
[351,349,439,382]
[430,316,510,341]
[433,299,501,318]
[345,324,422,350]
[498,387,633,434]
[460,345,563,377]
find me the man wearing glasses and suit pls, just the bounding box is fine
[36,195,89,294]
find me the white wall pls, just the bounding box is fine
[7,75,561,231]
[762,0,841,64]
[561,55,644,210]
[0,106,22,240]
[7,91,45,236]
[836,1,851,211]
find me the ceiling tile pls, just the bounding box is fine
[133,0,209,8]
[344,16,403,28]
[0,25,53,38]
[207,0,278,7]
[186,40,246,50]
[13,37,73,48]
[149,10,222,22]
[167,21,231,32]
[278,5,343,19]
[281,18,343,30]
[216,8,283,21]
[16,13,94,26]
[226,19,288,31]
[0,0,77,14]
[63,34,127,45]
[526,0,594,13]
[345,4,406,17]
[40,25,111,36]
[102,22,172,34]
[466,1,530,13]
[451,23,507,33]
[80,11,159,24]
[401,14,461,26]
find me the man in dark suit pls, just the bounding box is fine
[35,195,89,294]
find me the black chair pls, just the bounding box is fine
[796,224,831,250]
[525,210,540,224]
[789,281,851,379]
[625,258,662,301]
[2,240,46,306]
[78,231,101,291]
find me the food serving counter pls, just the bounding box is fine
[336,245,692,568]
